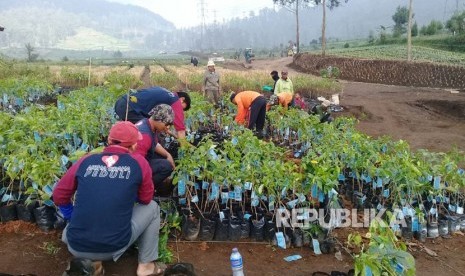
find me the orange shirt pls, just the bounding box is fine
[234,91,262,124]
[278,92,293,108]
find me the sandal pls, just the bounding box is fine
[138,262,167,276]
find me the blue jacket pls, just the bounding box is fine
[53,146,153,253]
[125,87,179,117]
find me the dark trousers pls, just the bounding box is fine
[248,96,267,132]
[149,158,174,197]
[114,97,145,124]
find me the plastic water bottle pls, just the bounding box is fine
[230,248,244,276]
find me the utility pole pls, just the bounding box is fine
[198,0,206,52]
[407,0,413,62]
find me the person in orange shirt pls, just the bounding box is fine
[267,92,294,110]
[230,91,267,136]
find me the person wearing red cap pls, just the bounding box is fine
[53,121,165,276]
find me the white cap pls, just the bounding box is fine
[207,60,215,67]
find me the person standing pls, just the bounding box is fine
[274,70,294,96]
[270,70,280,93]
[114,86,191,139]
[53,121,165,276]
[134,104,176,197]
[202,60,221,106]
[230,91,267,137]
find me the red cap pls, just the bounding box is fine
[108,121,142,147]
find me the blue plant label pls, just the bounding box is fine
[42,184,53,196]
[208,148,218,160]
[363,174,372,183]
[457,206,464,215]
[43,199,54,207]
[251,190,257,199]
[394,262,404,273]
[244,213,252,220]
[194,182,200,190]
[178,179,186,196]
[458,169,464,175]
[427,175,433,181]
[269,200,275,211]
[1,193,11,203]
[15,98,24,107]
[276,232,286,249]
[61,155,69,166]
[57,101,65,110]
[377,203,383,210]
[287,199,298,209]
[383,189,390,198]
[243,182,252,190]
[191,195,199,203]
[449,204,457,213]
[3,93,8,103]
[219,211,225,221]
[284,255,302,262]
[202,181,209,190]
[444,197,450,203]
[298,193,306,203]
[33,131,41,142]
[318,191,325,203]
[338,174,345,181]
[364,266,373,276]
[311,184,318,198]
[433,176,441,189]
[64,133,72,140]
[221,192,229,200]
[412,217,419,231]
[179,198,186,205]
[80,143,89,151]
[281,187,287,199]
[234,186,242,201]
[231,137,238,145]
[251,198,259,207]
[209,182,219,201]
[376,177,383,188]
[328,188,338,199]
[430,207,437,215]
[312,239,322,255]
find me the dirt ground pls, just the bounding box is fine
[1,57,465,276]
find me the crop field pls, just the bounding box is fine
[0,56,465,275]
[319,45,465,67]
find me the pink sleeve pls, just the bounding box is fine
[131,154,154,204]
[52,156,87,206]
[171,100,186,131]
[134,133,152,158]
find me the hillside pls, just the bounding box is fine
[0,0,175,50]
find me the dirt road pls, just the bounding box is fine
[240,57,465,152]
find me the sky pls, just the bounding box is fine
[109,0,276,28]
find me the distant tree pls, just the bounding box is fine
[411,22,418,37]
[273,0,348,56]
[343,42,349,48]
[392,6,411,37]
[113,50,123,58]
[62,56,69,62]
[25,43,39,62]
[368,30,375,44]
[446,11,465,35]
[420,20,443,36]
